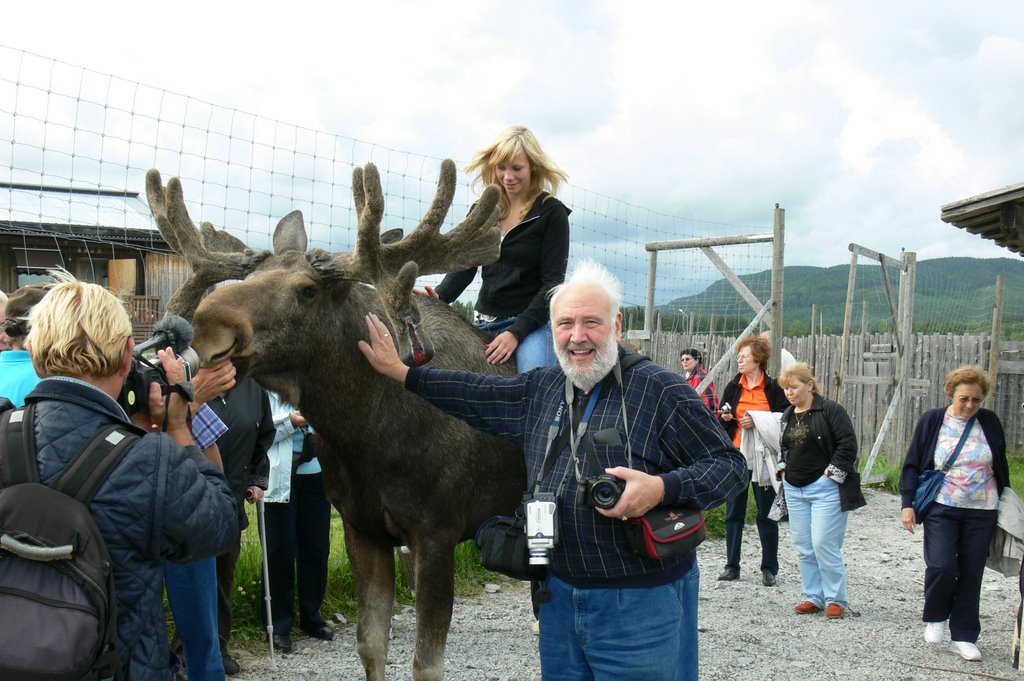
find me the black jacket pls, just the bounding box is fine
[899,407,1008,509]
[8,380,237,679]
[780,395,866,512]
[718,371,789,440]
[207,377,274,530]
[435,193,570,340]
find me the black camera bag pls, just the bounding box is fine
[625,506,705,560]
[475,513,546,581]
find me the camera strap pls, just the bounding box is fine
[534,353,649,493]
[533,381,602,495]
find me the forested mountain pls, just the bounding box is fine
[661,257,1024,337]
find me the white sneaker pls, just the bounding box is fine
[924,621,946,643]
[950,640,981,661]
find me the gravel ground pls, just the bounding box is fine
[231,488,1023,680]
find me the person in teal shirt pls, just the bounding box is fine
[0,284,50,406]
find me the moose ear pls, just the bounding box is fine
[381,228,404,245]
[273,211,308,254]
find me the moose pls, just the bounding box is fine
[146,161,528,681]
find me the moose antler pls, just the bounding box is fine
[338,159,500,282]
[146,169,266,320]
[147,160,500,365]
[323,159,501,365]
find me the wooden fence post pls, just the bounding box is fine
[988,275,1006,407]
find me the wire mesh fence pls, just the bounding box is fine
[1,44,1020,344]
[0,44,776,342]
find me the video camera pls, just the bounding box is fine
[118,315,198,416]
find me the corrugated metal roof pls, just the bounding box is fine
[0,183,155,233]
[940,182,1024,257]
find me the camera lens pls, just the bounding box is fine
[591,479,622,509]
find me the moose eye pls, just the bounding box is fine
[300,286,317,300]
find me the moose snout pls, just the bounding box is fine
[191,317,254,369]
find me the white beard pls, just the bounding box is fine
[555,333,620,392]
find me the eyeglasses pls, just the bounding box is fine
[954,396,983,406]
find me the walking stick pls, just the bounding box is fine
[254,496,277,668]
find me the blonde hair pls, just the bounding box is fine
[779,362,820,395]
[464,125,568,221]
[26,272,132,379]
[944,365,990,399]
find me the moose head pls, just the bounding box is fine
[145,160,502,370]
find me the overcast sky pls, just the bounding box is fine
[5,0,1022,267]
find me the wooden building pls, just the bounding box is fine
[941,182,1024,256]
[0,182,189,340]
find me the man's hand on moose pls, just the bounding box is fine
[359,313,410,383]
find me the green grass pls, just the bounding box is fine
[216,506,496,648]
[858,449,1024,495]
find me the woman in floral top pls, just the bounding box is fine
[900,365,1009,662]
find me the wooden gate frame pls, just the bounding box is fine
[839,244,926,482]
[627,205,786,388]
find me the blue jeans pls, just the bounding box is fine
[679,560,700,681]
[784,476,849,608]
[165,558,224,681]
[475,317,555,371]
[539,570,697,681]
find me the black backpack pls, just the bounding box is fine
[0,404,140,681]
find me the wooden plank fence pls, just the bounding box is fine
[632,331,1024,459]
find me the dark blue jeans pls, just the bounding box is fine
[724,472,779,575]
[539,567,698,680]
[922,502,997,643]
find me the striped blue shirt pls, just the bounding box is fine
[406,348,746,587]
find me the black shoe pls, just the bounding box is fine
[272,634,292,654]
[221,654,240,676]
[302,622,335,641]
[762,569,777,587]
[717,566,740,581]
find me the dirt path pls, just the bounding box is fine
[233,488,1023,680]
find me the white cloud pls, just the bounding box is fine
[2,0,1022,267]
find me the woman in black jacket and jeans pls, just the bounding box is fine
[717,335,789,586]
[421,125,570,372]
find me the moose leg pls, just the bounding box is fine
[409,537,458,681]
[345,527,396,681]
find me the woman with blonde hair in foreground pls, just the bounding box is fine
[778,363,864,620]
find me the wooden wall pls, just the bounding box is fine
[634,331,1024,459]
[144,252,190,316]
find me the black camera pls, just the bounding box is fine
[118,316,197,416]
[576,474,625,509]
